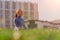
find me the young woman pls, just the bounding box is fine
[14,9,26,31]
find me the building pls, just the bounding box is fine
[0,0,38,28]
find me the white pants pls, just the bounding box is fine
[14,26,19,31]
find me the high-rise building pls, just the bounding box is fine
[0,0,38,28]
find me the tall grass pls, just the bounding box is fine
[0,28,60,40]
[0,28,13,40]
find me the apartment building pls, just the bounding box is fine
[0,0,38,28]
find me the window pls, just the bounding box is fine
[11,10,15,27]
[5,10,10,27]
[5,19,10,27]
[5,15,10,19]
[12,2,16,9]
[5,24,10,28]
[5,10,10,15]
[0,10,3,18]
[18,2,21,9]
[23,2,28,11]
[0,10,2,27]
[0,1,2,9]
[5,1,10,9]
[30,11,34,20]
[5,10,10,19]
[12,10,15,19]
[23,11,28,20]
[30,3,34,11]
[5,20,10,24]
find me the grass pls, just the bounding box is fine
[0,28,60,40]
[0,28,13,40]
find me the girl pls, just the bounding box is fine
[14,9,26,31]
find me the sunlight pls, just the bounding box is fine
[54,0,60,3]
[46,0,60,4]
[38,0,60,21]
[44,0,60,7]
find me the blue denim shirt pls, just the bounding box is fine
[15,16,24,27]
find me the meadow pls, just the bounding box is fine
[0,28,60,40]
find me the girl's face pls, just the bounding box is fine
[15,9,22,17]
[16,10,22,17]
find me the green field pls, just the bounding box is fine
[0,28,60,40]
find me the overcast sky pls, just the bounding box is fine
[38,0,60,21]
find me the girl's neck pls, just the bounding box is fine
[17,16,21,18]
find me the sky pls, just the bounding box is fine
[38,0,60,21]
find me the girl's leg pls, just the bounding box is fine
[23,24,26,29]
[20,23,26,30]
[14,26,19,31]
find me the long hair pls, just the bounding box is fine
[15,9,23,17]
